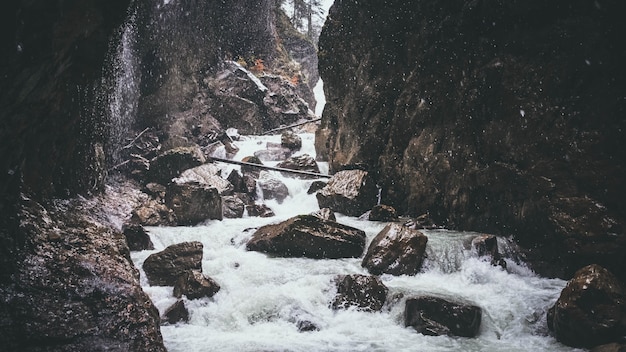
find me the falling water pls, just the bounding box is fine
[107,8,140,165]
[130,133,582,352]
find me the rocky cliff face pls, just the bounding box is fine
[317,0,626,280]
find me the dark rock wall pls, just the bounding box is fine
[318,0,626,279]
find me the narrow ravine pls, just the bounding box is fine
[131,133,581,352]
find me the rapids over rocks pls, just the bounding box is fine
[131,134,579,352]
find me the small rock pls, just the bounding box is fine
[368,204,398,222]
[246,203,275,217]
[257,171,289,203]
[311,208,336,221]
[471,234,506,268]
[143,241,203,286]
[162,300,189,324]
[222,195,245,218]
[122,223,154,251]
[331,274,388,312]
[362,223,428,276]
[307,180,327,194]
[130,199,177,226]
[316,169,378,216]
[173,270,220,300]
[281,130,302,150]
[405,296,482,337]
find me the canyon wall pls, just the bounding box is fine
[317,0,626,279]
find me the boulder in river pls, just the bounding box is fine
[316,169,378,216]
[174,164,234,196]
[166,181,223,225]
[257,171,290,203]
[277,154,321,179]
[405,296,482,337]
[143,241,204,286]
[281,130,302,150]
[307,180,327,194]
[362,223,428,276]
[241,155,264,178]
[254,144,294,162]
[122,223,154,251]
[222,195,246,219]
[246,215,366,258]
[148,146,206,184]
[471,234,507,268]
[173,270,221,300]
[162,300,189,325]
[547,264,625,348]
[368,204,398,222]
[246,203,276,218]
[331,274,388,312]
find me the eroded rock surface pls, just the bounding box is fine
[316,170,378,217]
[332,274,388,312]
[362,223,428,276]
[143,241,204,286]
[405,296,482,338]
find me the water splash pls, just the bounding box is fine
[107,8,140,165]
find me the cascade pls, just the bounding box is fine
[107,6,140,165]
[131,133,579,352]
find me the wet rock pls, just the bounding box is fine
[173,270,221,300]
[296,320,319,332]
[247,215,366,259]
[122,223,154,251]
[258,171,290,203]
[405,296,482,337]
[281,130,302,150]
[277,154,320,179]
[174,164,233,196]
[165,181,223,225]
[311,208,336,222]
[307,180,327,194]
[369,204,398,222]
[547,264,625,348]
[246,203,275,218]
[162,300,189,324]
[241,156,264,178]
[223,195,246,218]
[143,242,204,286]
[362,223,428,276]
[227,170,247,193]
[316,170,378,216]
[148,146,206,184]
[260,75,314,126]
[471,235,506,268]
[331,274,388,312]
[130,199,177,226]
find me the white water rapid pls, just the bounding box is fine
[131,134,581,352]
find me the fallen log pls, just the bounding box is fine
[209,156,331,178]
[261,117,322,135]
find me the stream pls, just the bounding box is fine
[130,133,582,352]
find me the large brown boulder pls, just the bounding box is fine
[130,199,177,226]
[316,169,378,217]
[547,264,625,348]
[143,242,204,286]
[174,164,234,196]
[405,296,482,338]
[362,223,428,276]
[246,215,366,259]
[368,204,398,222]
[122,223,155,251]
[173,270,221,300]
[165,181,223,225]
[331,274,388,312]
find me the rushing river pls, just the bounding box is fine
[131,133,581,352]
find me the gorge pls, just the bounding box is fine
[1,0,624,351]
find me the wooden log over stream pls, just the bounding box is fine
[261,118,322,135]
[209,156,332,178]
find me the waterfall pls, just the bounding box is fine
[130,133,578,352]
[107,7,140,165]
